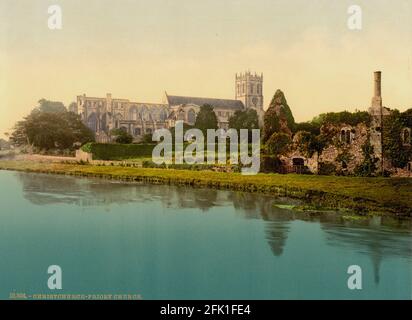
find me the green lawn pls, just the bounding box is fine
[0,160,411,216]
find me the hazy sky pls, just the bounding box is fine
[0,0,411,138]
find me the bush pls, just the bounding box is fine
[85,143,157,160]
[318,162,337,175]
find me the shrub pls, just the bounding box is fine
[86,143,157,160]
[318,162,337,175]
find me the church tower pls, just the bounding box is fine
[235,71,263,111]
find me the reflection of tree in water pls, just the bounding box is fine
[16,172,220,211]
[265,221,291,256]
[16,172,411,266]
[321,218,412,284]
[228,192,294,256]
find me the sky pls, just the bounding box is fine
[0,0,411,138]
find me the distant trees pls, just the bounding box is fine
[310,111,371,127]
[34,99,66,114]
[110,128,133,144]
[10,99,94,151]
[194,104,218,134]
[228,109,259,134]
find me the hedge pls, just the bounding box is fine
[82,143,157,160]
[81,141,259,161]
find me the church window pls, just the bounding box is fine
[134,128,141,136]
[177,110,185,121]
[146,128,152,134]
[87,113,98,132]
[250,84,254,94]
[129,107,138,121]
[242,84,245,94]
[160,109,168,121]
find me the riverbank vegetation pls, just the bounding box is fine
[0,160,411,216]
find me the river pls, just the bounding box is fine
[0,170,411,299]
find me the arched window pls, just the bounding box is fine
[87,113,98,132]
[345,130,351,144]
[250,84,254,94]
[187,109,196,124]
[129,106,138,121]
[134,128,141,136]
[341,130,346,142]
[140,106,149,121]
[177,110,185,121]
[160,109,168,121]
[340,129,352,144]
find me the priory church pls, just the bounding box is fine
[73,71,264,142]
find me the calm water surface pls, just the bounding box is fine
[0,170,411,299]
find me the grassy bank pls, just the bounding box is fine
[0,160,411,216]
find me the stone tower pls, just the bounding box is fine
[235,71,263,111]
[368,71,391,172]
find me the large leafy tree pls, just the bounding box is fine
[194,104,218,134]
[263,90,295,143]
[294,129,328,171]
[228,109,259,131]
[266,132,291,156]
[10,99,94,150]
[111,128,133,144]
[34,99,67,114]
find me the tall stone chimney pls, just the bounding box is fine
[371,71,382,108]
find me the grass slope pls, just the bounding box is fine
[0,160,411,216]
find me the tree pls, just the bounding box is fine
[68,102,78,113]
[263,90,294,143]
[228,109,259,133]
[10,101,94,150]
[34,99,66,114]
[265,132,291,156]
[311,111,370,127]
[294,130,328,173]
[111,128,133,144]
[270,90,295,131]
[194,104,218,134]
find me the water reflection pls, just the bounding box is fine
[15,172,412,273]
[321,222,412,284]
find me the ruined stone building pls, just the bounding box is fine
[73,71,264,142]
[280,72,412,176]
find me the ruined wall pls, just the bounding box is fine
[319,123,368,173]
